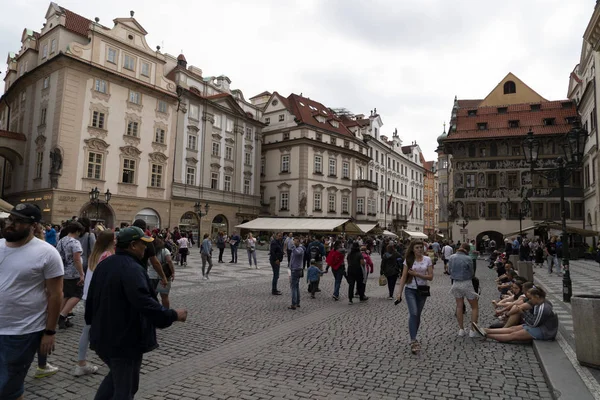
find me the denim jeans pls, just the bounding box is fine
[333,268,344,297]
[201,253,213,276]
[290,269,302,306]
[231,246,238,263]
[247,249,257,266]
[404,287,428,341]
[0,331,43,400]
[271,261,280,293]
[547,255,558,273]
[78,324,91,362]
[94,353,143,400]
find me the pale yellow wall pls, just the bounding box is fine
[478,73,547,107]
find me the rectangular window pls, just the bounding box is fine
[329,159,336,176]
[107,48,117,63]
[42,44,48,59]
[245,127,253,140]
[129,91,140,105]
[573,202,584,220]
[50,39,56,54]
[328,194,336,212]
[465,173,475,188]
[261,157,265,175]
[281,155,290,172]
[92,111,105,129]
[477,122,488,130]
[123,54,135,70]
[154,128,165,144]
[344,140,349,148]
[244,152,252,166]
[357,198,364,214]
[507,172,519,189]
[186,167,196,186]
[141,62,150,77]
[572,170,583,187]
[487,172,498,188]
[35,151,43,179]
[122,159,136,184]
[40,108,47,125]
[265,117,270,124]
[316,133,322,142]
[509,120,520,128]
[189,104,199,120]
[279,114,285,122]
[226,119,234,132]
[280,192,289,210]
[87,152,103,179]
[314,156,322,174]
[43,76,50,89]
[212,142,220,157]
[549,203,561,220]
[213,115,222,128]
[95,78,107,93]
[244,179,251,195]
[127,121,139,137]
[158,100,167,113]
[187,134,197,150]
[211,173,218,189]
[225,146,233,160]
[487,203,499,219]
[150,164,163,187]
[314,193,322,211]
[224,176,232,192]
[342,162,349,178]
[330,137,336,145]
[342,196,349,213]
[283,132,290,140]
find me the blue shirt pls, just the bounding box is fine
[307,265,322,282]
[289,244,305,271]
[201,238,212,255]
[45,228,57,246]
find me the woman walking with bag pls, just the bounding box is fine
[177,233,189,266]
[325,240,346,301]
[396,240,434,354]
[152,238,175,307]
[246,233,258,269]
[380,244,401,300]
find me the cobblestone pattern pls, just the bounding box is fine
[24,254,552,399]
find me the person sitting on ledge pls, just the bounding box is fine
[472,287,558,342]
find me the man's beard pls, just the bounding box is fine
[2,226,31,242]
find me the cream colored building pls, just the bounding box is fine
[1,3,178,227]
[164,54,263,237]
[253,92,374,223]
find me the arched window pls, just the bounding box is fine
[504,81,516,94]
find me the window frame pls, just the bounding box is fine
[212,142,220,157]
[314,192,322,211]
[329,158,337,176]
[187,134,197,150]
[127,121,139,137]
[92,111,106,129]
[328,194,336,212]
[314,155,323,174]
[186,166,196,186]
[280,192,289,211]
[35,151,43,179]
[128,90,141,105]
[150,163,163,188]
[225,146,233,160]
[107,47,117,64]
[121,158,136,184]
[141,62,150,77]
[86,152,103,180]
[211,172,219,189]
[123,54,136,71]
[94,78,107,94]
[154,127,166,144]
[224,175,232,192]
[281,155,290,173]
[244,179,251,195]
[342,162,349,179]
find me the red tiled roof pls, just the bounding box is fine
[446,100,578,141]
[342,117,370,128]
[457,99,482,109]
[0,130,26,141]
[419,152,426,164]
[250,91,272,99]
[60,7,91,37]
[177,53,186,62]
[423,161,434,171]
[285,94,355,138]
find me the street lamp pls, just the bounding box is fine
[194,202,210,248]
[507,192,531,240]
[522,125,587,302]
[88,187,111,223]
[455,214,469,243]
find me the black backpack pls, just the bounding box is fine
[309,244,322,261]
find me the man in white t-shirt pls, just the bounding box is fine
[0,204,64,400]
[442,242,454,275]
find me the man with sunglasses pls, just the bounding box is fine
[0,204,64,400]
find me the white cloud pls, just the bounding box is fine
[0,0,593,160]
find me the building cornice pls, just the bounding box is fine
[263,137,371,163]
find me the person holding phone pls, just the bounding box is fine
[395,240,434,354]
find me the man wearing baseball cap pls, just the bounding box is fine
[0,204,64,400]
[85,226,187,399]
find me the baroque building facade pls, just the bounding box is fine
[439,73,581,245]
[1,3,178,228]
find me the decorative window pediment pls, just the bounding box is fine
[312,184,325,191]
[279,147,292,154]
[187,124,200,134]
[327,186,339,193]
[185,157,198,165]
[202,112,215,124]
[277,182,291,190]
[120,145,142,158]
[245,144,254,150]
[340,188,352,195]
[224,166,234,173]
[210,163,221,171]
[243,171,252,177]
[224,137,235,144]
[149,152,168,163]
[212,133,223,141]
[84,138,110,151]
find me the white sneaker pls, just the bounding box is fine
[203,276,208,280]
[35,363,59,378]
[73,364,99,377]
[469,329,479,338]
[458,329,466,337]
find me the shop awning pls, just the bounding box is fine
[0,198,13,212]
[357,223,377,234]
[503,222,598,238]
[235,218,362,234]
[383,230,398,238]
[402,230,428,239]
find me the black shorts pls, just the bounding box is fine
[63,278,83,299]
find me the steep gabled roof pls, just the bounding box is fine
[250,90,272,99]
[60,6,91,37]
[286,94,354,138]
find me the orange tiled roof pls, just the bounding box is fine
[0,130,26,141]
[446,100,577,141]
[60,7,91,37]
[457,99,482,109]
[286,94,354,138]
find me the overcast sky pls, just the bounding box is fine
[0,0,595,160]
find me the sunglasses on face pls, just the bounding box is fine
[7,216,34,225]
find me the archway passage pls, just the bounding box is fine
[476,230,504,254]
[80,202,115,229]
[134,208,160,230]
[212,214,228,239]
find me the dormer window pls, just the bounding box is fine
[316,115,326,123]
[316,133,322,142]
[543,118,555,126]
[530,104,541,111]
[467,110,477,117]
[562,101,573,109]
[331,120,339,128]
[497,107,508,114]
[477,122,488,130]
[503,81,516,94]
[509,120,519,128]
[309,105,317,111]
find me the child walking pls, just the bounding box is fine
[307,259,324,298]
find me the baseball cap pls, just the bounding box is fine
[116,226,154,245]
[9,203,42,223]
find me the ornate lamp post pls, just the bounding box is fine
[194,202,210,248]
[455,214,469,243]
[522,126,586,302]
[88,187,111,223]
[507,192,531,240]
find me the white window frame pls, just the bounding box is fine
[329,158,336,176]
[281,155,290,172]
[226,118,234,132]
[141,62,150,77]
[212,142,220,156]
[150,164,163,188]
[342,162,349,178]
[186,166,196,186]
[189,104,199,120]
[50,39,57,54]
[158,100,168,114]
[245,127,253,140]
[87,152,103,179]
[43,76,50,90]
[187,134,197,150]
[211,172,219,189]
[154,128,165,144]
[314,155,322,174]
[129,90,141,105]
[107,47,117,63]
[92,111,105,129]
[357,198,365,214]
[314,192,322,211]
[224,175,232,192]
[279,114,285,122]
[328,194,336,212]
[342,196,349,213]
[280,192,289,210]
[123,54,135,70]
[42,44,48,59]
[40,108,47,125]
[214,114,222,128]
[121,158,136,184]
[94,78,107,94]
[225,146,233,160]
[245,152,252,166]
[244,179,250,195]
[127,121,139,137]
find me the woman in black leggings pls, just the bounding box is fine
[380,244,401,299]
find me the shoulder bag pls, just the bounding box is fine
[411,264,430,297]
[159,250,172,279]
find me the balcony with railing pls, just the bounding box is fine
[353,179,378,190]
[393,214,408,223]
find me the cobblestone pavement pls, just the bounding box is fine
[24,251,553,399]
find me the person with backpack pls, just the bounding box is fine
[380,244,402,300]
[307,236,325,293]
